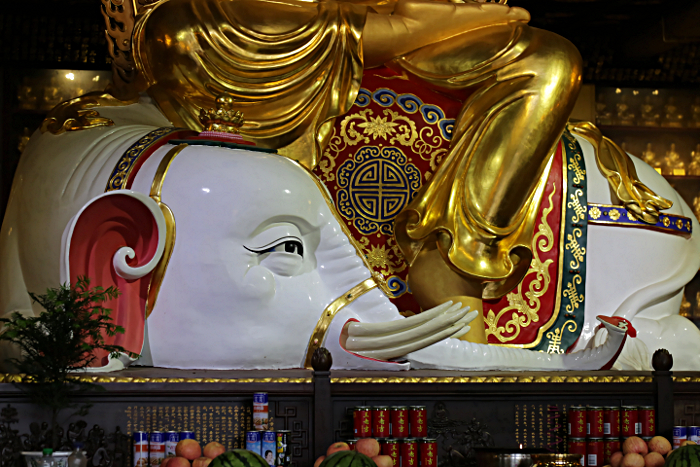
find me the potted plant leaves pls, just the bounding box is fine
[0,276,139,451]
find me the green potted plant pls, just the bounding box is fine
[0,276,139,450]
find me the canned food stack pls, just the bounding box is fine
[350,405,437,467]
[244,393,293,467]
[672,426,700,448]
[133,431,201,467]
[568,405,656,467]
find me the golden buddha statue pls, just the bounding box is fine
[642,143,662,174]
[638,96,659,127]
[694,196,700,222]
[689,144,700,176]
[614,94,635,126]
[662,97,684,128]
[690,97,700,129]
[60,0,672,343]
[663,143,685,176]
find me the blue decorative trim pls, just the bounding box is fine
[105,127,183,192]
[532,130,587,354]
[353,88,455,141]
[588,203,692,237]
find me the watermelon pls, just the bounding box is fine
[209,450,269,467]
[667,444,700,467]
[320,451,377,467]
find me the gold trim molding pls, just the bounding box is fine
[330,375,654,384]
[0,374,311,384]
[0,373,658,384]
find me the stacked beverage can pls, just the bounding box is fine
[149,432,165,467]
[180,431,196,441]
[674,426,688,448]
[133,432,149,467]
[690,427,700,444]
[588,407,603,437]
[276,430,292,467]
[346,439,357,451]
[568,438,586,467]
[381,439,400,466]
[603,407,620,437]
[419,439,437,467]
[391,406,409,438]
[254,393,269,430]
[354,407,372,438]
[569,407,586,438]
[638,406,655,437]
[262,431,276,466]
[373,407,390,438]
[165,432,179,458]
[587,438,603,467]
[401,439,418,467]
[621,406,638,437]
[603,439,620,465]
[409,406,427,438]
[246,431,262,455]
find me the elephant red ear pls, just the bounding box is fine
[61,191,167,368]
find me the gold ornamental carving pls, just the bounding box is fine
[41,92,137,135]
[484,184,556,343]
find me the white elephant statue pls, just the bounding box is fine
[0,98,698,372]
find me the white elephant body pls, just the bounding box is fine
[1,100,698,371]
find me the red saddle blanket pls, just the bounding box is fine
[313,67,566,349]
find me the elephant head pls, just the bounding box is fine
[63,143,633,371]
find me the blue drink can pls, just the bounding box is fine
[133,432,149,467]
[180,431,196,441]
[246,431,262,455]
[149,432,165,467]
[690,426,700,443]
[254,393,269,430]
[674,426,687,448]
[262,431,276,466]
[165,432,179,458]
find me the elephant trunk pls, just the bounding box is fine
[407,316,632,371]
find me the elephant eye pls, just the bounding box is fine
[244,237,304,257]
[269,240,304,257]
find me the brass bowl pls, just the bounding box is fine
[531,453,584,467]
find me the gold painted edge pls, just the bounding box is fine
[330,375,654,384]
[0,374,659,384]
[673,376,700,383]
[0,374,312,384]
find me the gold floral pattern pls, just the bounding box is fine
[357,236,408,277]
[609,209,621,221]
[589,206,601,220]
[357,115,399,140]
[663,216,671,227]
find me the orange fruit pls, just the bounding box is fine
[176,439,202,461]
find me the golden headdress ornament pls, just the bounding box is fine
[198,94,245,134]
